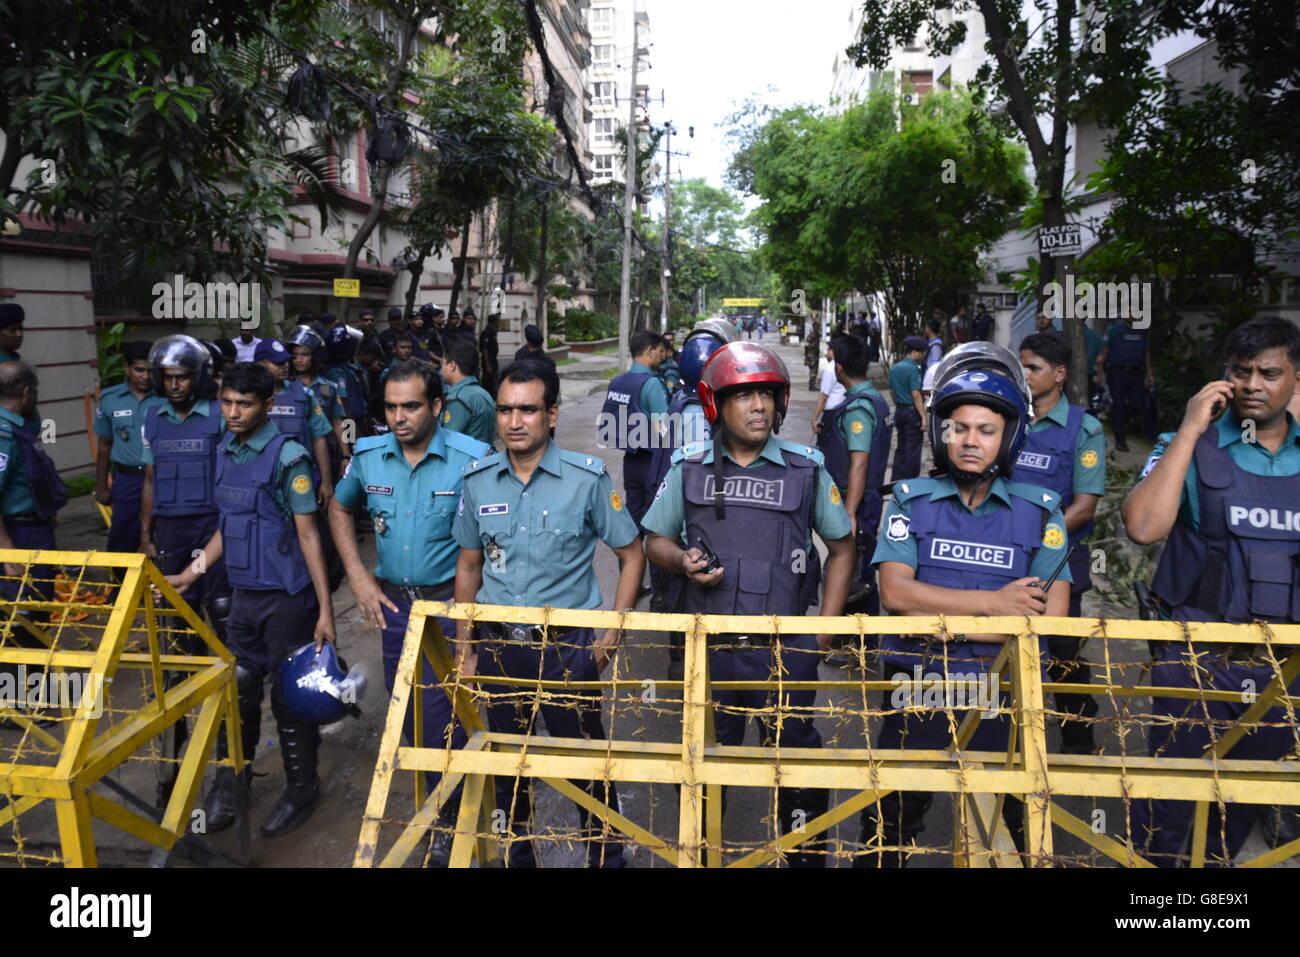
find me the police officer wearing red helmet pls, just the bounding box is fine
[642,341,856,867]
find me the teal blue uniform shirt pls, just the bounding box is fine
[336,427,490,586]
[871,475,1073,584]
[1029,393,1107,497]
[442,376,497,447]
[839,381,880,459]
[1141,411,1300,533]
[631,362,669,416]
[889,357,922,407]
[94,384,161,466]
[641,435,853,546]
[278,381,334,440]
[0,349,19,364]
[0,405,38,515]
[452,442,640,610]
[140,399,222,465]
[220,421,317,517]
[1084,326,1103,373]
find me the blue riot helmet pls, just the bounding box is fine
[281,643,369,724]
[148,335,214,400]
[678,330,727,392]
[288,325,327,372]
[325,324,363,364]
[927,341,1033,481]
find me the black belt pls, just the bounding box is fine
[113,464,146,476]
[4,513,50,528]
[485,621,576,644]
[379,580,453,605]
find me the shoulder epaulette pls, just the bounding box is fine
[1006,481,1061,512]
[890,477,936,503]
[462,451,504,477]
[277,437,312,468]
[674,441,710,465]
[444,429,491,459]
[559,449,606,475]
[1081,412,1104,436]
[777,438,825,467]
[353,435,389,455]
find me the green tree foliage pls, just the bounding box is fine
[730,89,1030,355]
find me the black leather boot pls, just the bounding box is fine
[203,668,262,831]
[261,680,321,837]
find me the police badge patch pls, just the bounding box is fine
[886,514,910,542]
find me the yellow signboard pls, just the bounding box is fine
[334,278,361,298]
[723,298,764,307]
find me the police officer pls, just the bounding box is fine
[646,321,731,680]
[439,339,496,446]
[601,330,669,527]
[0,303,27,363]
[329,360,490,866]
[857,342,1072,867]
[1018,332,1107,754]
[1122,316,1300,867]
[921,319,946,394]
[479,313,501,396]
[140,336,231,642]
[378,307,407,359]
[1097,318,1154,452]
[658,332,683,397]
[95,340,160,553]
[323,325,371,441]
[889,336,928,481]
[183,362,337,837]
[255,338,334,503]
[513,324,556,369]
[0,362,67,607]
[452,360,645,868]
[355,307,381,353]
[289,326,351,469]
[643,342,856,867]
[820,335,894,617]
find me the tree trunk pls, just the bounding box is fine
[448,212,473,316]
[403,246,430,320]
[535,196,550,346]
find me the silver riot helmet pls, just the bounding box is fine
[288,325,327,373]
[691,317,739,345]
[148,335,215,400]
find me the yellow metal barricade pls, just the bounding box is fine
[0,550,243,867]
[356,604,1300,868]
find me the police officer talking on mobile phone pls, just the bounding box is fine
[1123,316,1300,866]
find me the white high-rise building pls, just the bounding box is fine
[829,0,933,113]
[587,1,652,184]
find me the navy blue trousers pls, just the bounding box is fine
[710,635,824,750]
[106,470,144,553]
[1106,366,1146,447]
[478,627,624,867]
[1131,648,1300,867]
[622,450,654,529]
[224,587,317,683]
[891,406,923,482]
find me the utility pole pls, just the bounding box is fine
[659,120,673,334]
[617,21,640,372]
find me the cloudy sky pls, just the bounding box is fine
[641,0,856,191]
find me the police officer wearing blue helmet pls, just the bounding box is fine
[289,325,350,469]
[819,334,894,617]
[1123,316,1300,866]
[330,360,490,866]
[453,360,645,868]
[645,319,732,680]
[855,341,1072,867]
[139,335,231,644]
[323,324,371,440]
[255,338,335,503]
[643,341,856,867]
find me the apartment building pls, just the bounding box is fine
[587,1,652,186]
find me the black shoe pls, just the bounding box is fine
[202,767,251,832]
[261,779,321,837]
[426,827,454,868]
[1114,439,1130,452]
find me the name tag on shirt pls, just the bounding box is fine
[366,484,394,496]
[479,504,509,517]
[112,409,133,418]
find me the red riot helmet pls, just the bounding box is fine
[697,341,791,430]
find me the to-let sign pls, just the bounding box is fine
[334,278,361,298]
[1038,225,1082,257]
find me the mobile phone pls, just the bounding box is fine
[694,537,722,575]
